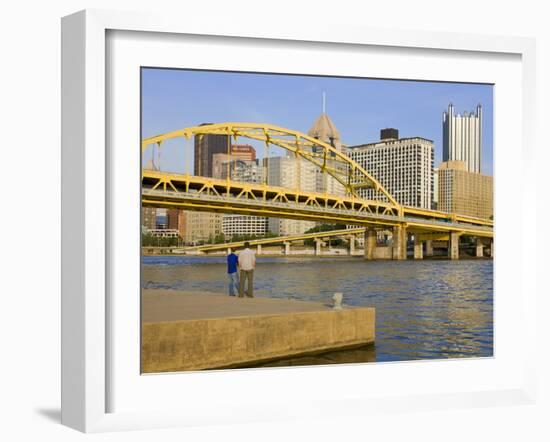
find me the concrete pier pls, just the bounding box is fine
[448,232,460,260]
[364,228,377,260]
[283,241,290,255]
[392,225,407,260]
[425,240,434,257]
[314,238,325,256]
[413,236,423,260]
[347,235,356,255]
[476,238,484,258]
[141,290,375,373]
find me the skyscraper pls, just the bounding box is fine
[193,123,230,177]
[308,107,346,196]
[442,104,482,173]
[433,167,439,210]
[188,124,229,244]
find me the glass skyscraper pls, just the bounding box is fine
[442,103,482,173]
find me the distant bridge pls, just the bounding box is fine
[193,227,365,255]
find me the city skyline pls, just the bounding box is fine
[141,68,493,176]
[139,69,494,375]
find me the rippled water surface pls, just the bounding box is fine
[142,256,493,363]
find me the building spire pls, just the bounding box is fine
[322,91,326,113]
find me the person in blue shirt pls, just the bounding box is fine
[226,250,239,297]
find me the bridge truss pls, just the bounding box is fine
[141,122,493,239]
[142,122,398,205]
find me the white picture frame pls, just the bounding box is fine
[61,9,538,433]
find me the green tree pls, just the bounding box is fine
[303,224,347,246]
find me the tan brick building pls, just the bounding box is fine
[167,209,186,238]
[438,160,493,219]
[183,211,222,245]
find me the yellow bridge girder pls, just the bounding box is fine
[415,232,451,241]
[142,172,493,238]
[141,122,493,239]
[142,122,399,206]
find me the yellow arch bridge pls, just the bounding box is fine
[142,122,493,260]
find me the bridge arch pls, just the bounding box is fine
[142,122,399,206]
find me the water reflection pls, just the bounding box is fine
[243,344,376,369]
[142,257,493,363]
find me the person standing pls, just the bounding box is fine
[226,250,239,297]
[238,242,256,298]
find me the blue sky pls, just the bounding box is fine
[141,68,493,175]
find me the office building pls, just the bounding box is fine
[141,207,157,231]
[193,123,230,177]
[183,211,222,245]
[219,159,264,183]
[438,160,493,219]
[219,158,268,238]
[141,158,159,232]
[265,155,316,236]
[189,128,251,244]
[167,209,186,238]
[433,168,439,210]
[347,128,434,209]
[212,144,257,178]
[155,209,168,229]
[222,215,268,239]
[231,144,256,161]
[443,104,482,173]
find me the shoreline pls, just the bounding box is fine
[141,252,493,260]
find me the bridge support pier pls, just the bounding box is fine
[392,225,407,260]
[314,239,325,256]
[283,242,290,255]
[413,236,423,260]
[490,241,494,258]
[476,238,484,258]
[448,232,460,260]
[364,228,377,260]
[425,240,433,257]
[257,244,262,255]
[348,236,356,256]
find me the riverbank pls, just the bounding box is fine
[141,289,375,372]
[142,247,492,259]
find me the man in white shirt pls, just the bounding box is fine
[238,242,256,298]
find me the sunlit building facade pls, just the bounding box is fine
[265,155,316,236]
[219,158,268,239]
[438,160,493,219]
[347,129,434,209]
[308,111,346,196]
[443,104,482,173]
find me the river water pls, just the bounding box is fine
[142,256,493,364]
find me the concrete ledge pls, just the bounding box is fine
[141,291,375,373]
